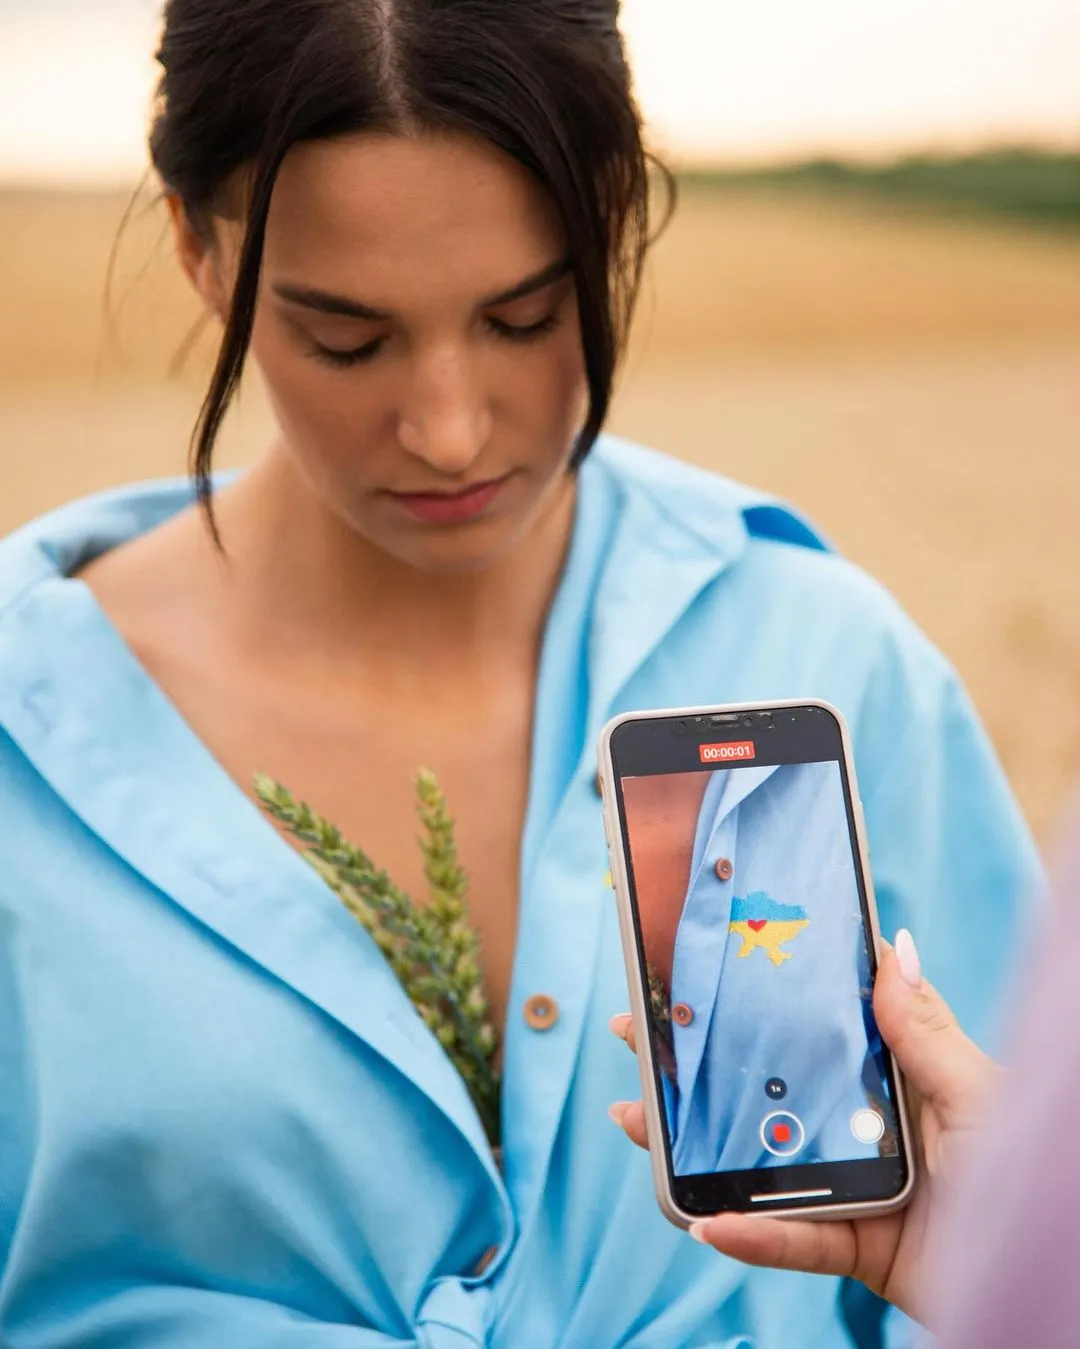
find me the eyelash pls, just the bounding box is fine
[313,338,384,369]
[312,313,561,369]
[487,313,561,343]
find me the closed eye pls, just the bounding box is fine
[487,313,560,343]
[312,312,560,367]
[312,336,386,368]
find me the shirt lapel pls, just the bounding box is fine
[0,576,502,1181]
[583,450,750,729]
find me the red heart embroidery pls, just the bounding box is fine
[747,919,767,932]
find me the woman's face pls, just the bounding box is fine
[190,131,588,574]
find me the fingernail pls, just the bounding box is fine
[608,1101,631,1125]
[609,1015,630,1041]
[895,928,922,988]
[689,1221,711,1243]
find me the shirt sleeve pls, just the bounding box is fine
[852,631,1044,1050]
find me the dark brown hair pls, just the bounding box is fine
[150,0,672,518]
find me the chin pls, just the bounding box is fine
[368,518,528,577]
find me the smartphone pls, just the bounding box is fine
[598,700,915,1224]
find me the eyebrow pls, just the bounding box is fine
[272,256,573,322]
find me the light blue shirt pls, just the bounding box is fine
[664,762,885,1178]
[0,438,1042,1349]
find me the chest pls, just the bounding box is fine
[142,652,536,1031]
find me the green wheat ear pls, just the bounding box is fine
[253,770,502,1147]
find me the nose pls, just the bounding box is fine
[397,344,493,477]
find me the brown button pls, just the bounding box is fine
[524,994,559,1031]
[474,1244,499,1277]
[672,1002,694,1027]
[715,858,734,882]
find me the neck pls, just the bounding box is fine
[207,450,577,683]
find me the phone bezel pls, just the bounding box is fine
[598,698,916,1226]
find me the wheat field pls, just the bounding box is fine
[2,184,1078,840]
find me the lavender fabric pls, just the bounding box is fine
[932,826,1080,1349]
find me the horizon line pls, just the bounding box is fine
[1,132,1077,193]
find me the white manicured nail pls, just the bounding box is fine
[895,929,922,988]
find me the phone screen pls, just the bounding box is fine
[609,706,909,1214]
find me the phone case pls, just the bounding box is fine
[598,697,917,1226]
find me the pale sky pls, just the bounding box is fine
[0,0,1078,184]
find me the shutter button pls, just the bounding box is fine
[524,994,559,1031]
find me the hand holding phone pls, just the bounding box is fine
[610,936,997,1327]
[599,701,916,1224]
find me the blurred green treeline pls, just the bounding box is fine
[677,149,1080,229]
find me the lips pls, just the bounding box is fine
[389,476,509,525]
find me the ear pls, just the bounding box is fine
[166,195,227,319]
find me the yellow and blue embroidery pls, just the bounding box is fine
[729,891,809,967]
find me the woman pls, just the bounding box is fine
[0,2,1040,1346]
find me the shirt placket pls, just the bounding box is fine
[668,810,739,1146]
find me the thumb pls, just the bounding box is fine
[873,934,993,1117]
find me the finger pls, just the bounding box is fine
[690,1213,859,1280]
[608,1099,650,1149]
[609,1013,638,1054]
[873,940,996,1118]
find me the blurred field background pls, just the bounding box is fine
[1,0,1079,842]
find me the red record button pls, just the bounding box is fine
[760,1110,805,1159]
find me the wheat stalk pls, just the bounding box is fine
[254,771,502,1145]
